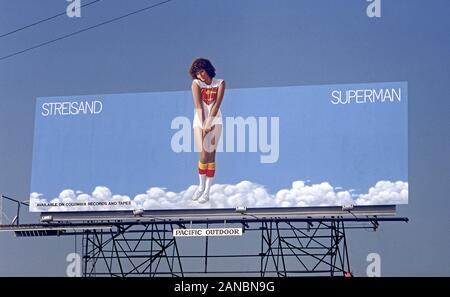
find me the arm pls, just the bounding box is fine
[204,80,226,130]
[192,80,205,128]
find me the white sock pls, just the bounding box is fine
[205,177,214,194]
[199,174,206,190]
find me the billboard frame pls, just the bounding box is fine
[39,204,397,223]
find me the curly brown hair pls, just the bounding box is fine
[189,58,216,80]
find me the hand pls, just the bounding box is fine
[203,127,212,134]
[203,125,215,135]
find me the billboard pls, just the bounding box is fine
[30,81,408,212]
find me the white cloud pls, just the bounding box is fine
[355,181,408,205]
[30,180,408,212]
[92,186,112,200]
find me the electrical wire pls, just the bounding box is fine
[0,0,174,62]
[0,0,102,38]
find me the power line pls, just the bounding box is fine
[0,0,102,39]
[0,0,174,62]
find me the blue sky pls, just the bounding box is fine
[0,0,449,276]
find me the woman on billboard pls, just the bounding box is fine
[189,58,225,204]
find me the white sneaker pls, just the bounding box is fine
[192,186,205,201]
[197,191,210,204]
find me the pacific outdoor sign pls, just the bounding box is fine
[173,228,243,237]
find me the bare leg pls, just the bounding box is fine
[203,125,222,159]
[194,127,207,163]
[206,124,222,163]
[198,125,222,204]
[192,127,208,201]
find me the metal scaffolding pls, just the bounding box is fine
[78,217,400,277]
[0,196,408,277]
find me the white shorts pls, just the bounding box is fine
[193,110,223,129]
